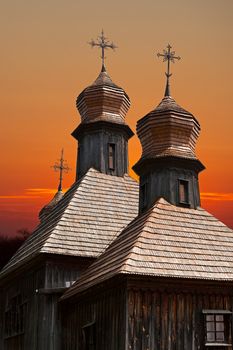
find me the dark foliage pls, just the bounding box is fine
[0,229,31,270]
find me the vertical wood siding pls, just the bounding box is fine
[0,266,45,350]
[127,286,233,350]
[0,257,87,350]
[62,285,126,350]
[77,128,129,179]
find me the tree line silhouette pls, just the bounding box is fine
[0,229,31,269]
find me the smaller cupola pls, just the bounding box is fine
[39,149,69,222]
[39,190,63,222]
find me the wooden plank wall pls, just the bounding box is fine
[0,265,45,350]
[140,167,200,213]
[0,257,88,350]
[77,129,128,179]
[62,285,127,350]
[38,260,85,350]
[127,286,233,350]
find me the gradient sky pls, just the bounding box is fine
[0,0,233,236]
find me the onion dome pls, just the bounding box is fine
[39,189,63,222]
[76,66,130,125]
[136,44,201,162]
[137,95,201,161]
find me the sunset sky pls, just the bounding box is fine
[0,0,233,236]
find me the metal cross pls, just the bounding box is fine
[89,30,117,69]
[51,149,70,191]
[157,44,181,96]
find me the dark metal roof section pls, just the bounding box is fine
[62,198,233,300]
[0,168,138,278]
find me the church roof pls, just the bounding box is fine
[152,96,195,117]
[91,66,120,88]
[62,198,233,299]
[0,168,138,278]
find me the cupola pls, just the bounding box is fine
[133,45,205,213]
[39,189,63,222]
[136,95,201,162]
[76,65,130,125]
[39,149,69,222]
[72,31,134,179]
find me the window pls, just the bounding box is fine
[82,322,96,350]
[78,143,82,161]
[108,143,115,170]
[203,310,232,347]
[4,294,27,339]
[178,179,189,205]
[141,183,147,211]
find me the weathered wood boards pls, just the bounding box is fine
[62,277,233,350]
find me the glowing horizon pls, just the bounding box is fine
[0,0,232,236]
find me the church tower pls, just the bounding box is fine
[72,31,133,179]
[133,44,205,213]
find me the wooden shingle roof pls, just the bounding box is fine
[62,198,233,299]
[0,168,138,278]
[136,96,201,161]
[76,68,130,125]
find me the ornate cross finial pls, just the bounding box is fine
[51,149,70,191]
[157,44,181,97]
[89,30,117,70]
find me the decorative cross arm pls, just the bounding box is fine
[157,44,181,96]
[51,149,70,191]
[89,30,117,68]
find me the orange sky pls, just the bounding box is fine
[0,0,233,235]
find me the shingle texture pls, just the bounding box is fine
[63,198,233,299]
[0,168,138,277]
[137,96,200,160]
[76,68,130,125]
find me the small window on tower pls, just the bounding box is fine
[108,143,115,170]
[141,183,147,210]
[178,179,189,205]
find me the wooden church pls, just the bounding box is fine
[1,32,233,350]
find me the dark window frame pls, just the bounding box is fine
[178,179,190,206]
[140,182,148,211]
[4,294,27,339]
[108,143,116,171]
[203,310,232,347]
